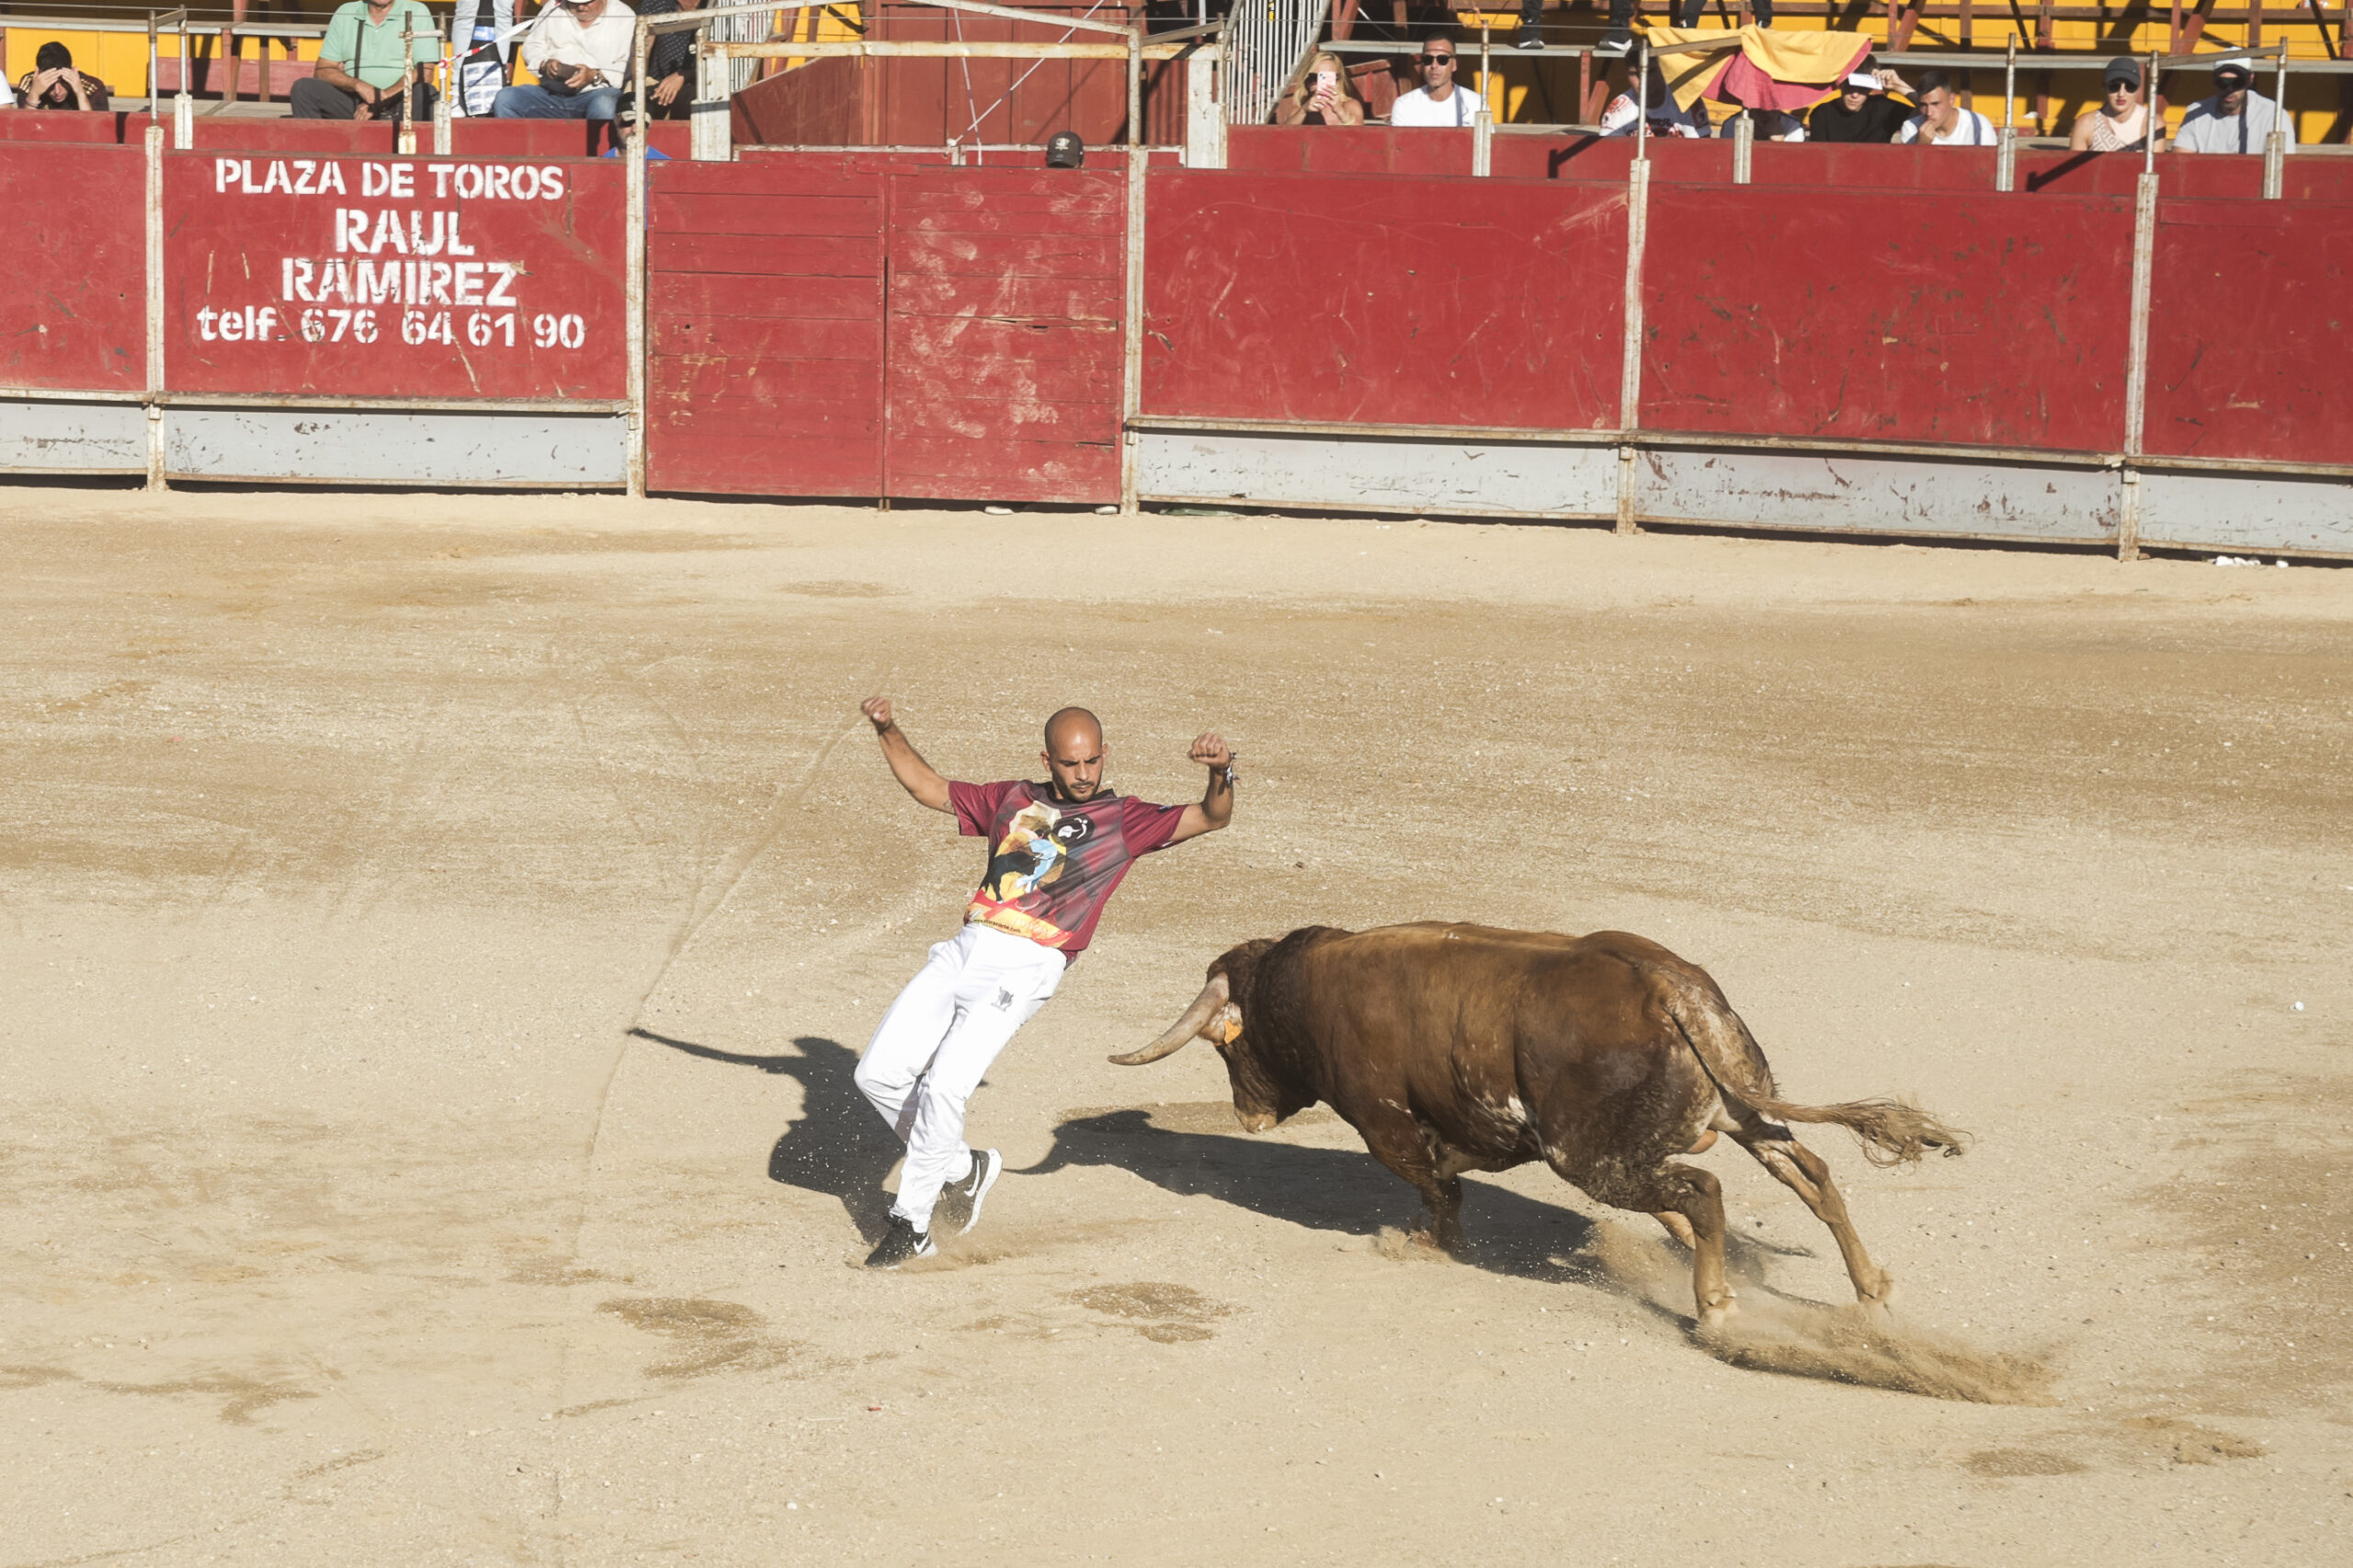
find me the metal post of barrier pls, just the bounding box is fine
[1618,40,1652,537]
[627,25,651,499]
[691,37,732,160]
[2118,165,2157,562]
[1996,126,2016,190]
[143,123,167,492]
[397,18,419,155]
[1732,111,1752,183]
[147,12,159,113]
[2263,52,2288,198]
[434,42,453,154]
[1473,105,1493,175]
[1479,21,1491,117]
[1121,21,1145,513]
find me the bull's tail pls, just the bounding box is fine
[1663,985,1969,1168]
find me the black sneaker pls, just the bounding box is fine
[863,1217,935,1269]
[1515,27,1547,49]
[1595,29,1634,57]
[943,1148,1003,1234]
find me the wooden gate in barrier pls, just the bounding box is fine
[646,157,1123,504]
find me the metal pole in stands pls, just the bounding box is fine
[1731,108,1751,182]
[1618,39,1651,536]
[176,12,193,148]
[398,18,420,155]
[1121,20,1144,513]
[627,22,651,500]
[434,40,454,154]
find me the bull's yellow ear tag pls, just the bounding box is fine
[1219,1015,1244,1044]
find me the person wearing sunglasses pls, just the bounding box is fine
[1275,51,1366,126]
[494,0,636,121]
[1390,35,1482,128]
[2069,56,2160,152]
[2174,55,2297,155]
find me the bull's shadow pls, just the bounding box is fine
[627,1028,900,1243]
[1023,1109,1604,1286]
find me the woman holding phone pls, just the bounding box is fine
[1275,51,1365,126]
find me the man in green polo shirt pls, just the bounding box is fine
[290,0,438,120]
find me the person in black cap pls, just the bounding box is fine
[2174,55,2297,154]
[16,42,110,111]
[1806,69,1910,143]
[2070,55,2158,151]
[1045,131,1085,169]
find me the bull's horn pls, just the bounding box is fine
[1108,973,1230,1065]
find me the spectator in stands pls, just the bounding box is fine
[1893,69,1995,145]
[2174,56,2297,155]
[16,42,111,111]
[636,0,700,119]
[1275,51,1365,126]
[1597,60,1707,138]
[1806,71,1908,143]
[599,103,670,159]
[494,0,636,120]
[2069,56,2158,152]
[291,0,438,119]
[1389,35,1483,128]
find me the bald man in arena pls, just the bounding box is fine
[850,699,1235,1267]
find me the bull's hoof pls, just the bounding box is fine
[1695,1292,1737,1333]
[1857,1270,1898,1311]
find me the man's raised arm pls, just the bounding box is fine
[1167,732,1234,844]
[861,697,953,813]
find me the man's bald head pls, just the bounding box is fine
[1044,707,1103,752]
[1040,708,1108,801]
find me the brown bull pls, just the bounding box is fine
[1111,923,1966,1327]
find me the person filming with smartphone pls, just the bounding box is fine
[1275,51,1365,126]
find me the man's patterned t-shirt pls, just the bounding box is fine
[948,779,1186,957]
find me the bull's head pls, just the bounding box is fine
[1108,940,1304,1133]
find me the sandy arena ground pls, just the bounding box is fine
[4,489,2349,1567]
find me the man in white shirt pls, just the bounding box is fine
[2174,56,2298,155]
[1893,69,1995,145]
[1388,35,1483,128]
[493,0,635,120]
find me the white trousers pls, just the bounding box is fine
[855,924,1064,1231]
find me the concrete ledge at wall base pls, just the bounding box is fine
[0,398,148,474]
[164,407,629,489]
[2137,469,2353,557]
[1631,447,2122,546]
[1135,429,1622,520]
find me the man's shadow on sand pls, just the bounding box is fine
[629,1028,903,1244]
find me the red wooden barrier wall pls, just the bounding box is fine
[0,142,143,391]
[647,158,1121,503]
[883,168,1121,501]
[1637,185,2136,451]
[1142,171,1628,432]
[1226,126,2353,201]
[649,158,885,496]
[2143,199,2353,464]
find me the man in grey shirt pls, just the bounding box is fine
[2173,57,2298,154]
